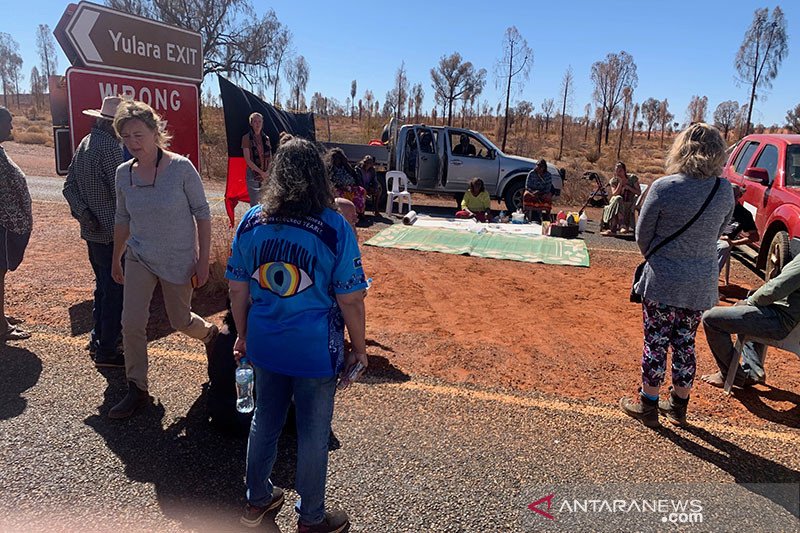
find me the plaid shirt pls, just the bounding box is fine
[63,127,124,243]
[0,145,33,235]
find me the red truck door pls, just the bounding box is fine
[747,143,781,231]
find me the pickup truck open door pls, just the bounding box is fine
[414,126,439,189]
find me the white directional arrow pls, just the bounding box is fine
[70,9,101,62]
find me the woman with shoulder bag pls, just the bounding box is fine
[621,123,734,428]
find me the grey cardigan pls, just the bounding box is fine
[634,173,734,311]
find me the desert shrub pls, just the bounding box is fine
[197,216,233,298]
[585,149,600,164]
[14,131,50,146]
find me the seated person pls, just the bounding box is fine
[523,159,553,222]
[335,197,358,233]
[718,184,758,275]
[452,134,476,157]
[456,178,491,223]
[419,131,435,153]
[701,253,800,389]
[355,155,381,217]
[326,148,367,218]
[601,162,639,236]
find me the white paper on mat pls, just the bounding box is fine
[410,215,542,235]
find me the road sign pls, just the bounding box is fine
[66,67,200,170]
[56,1,203,83]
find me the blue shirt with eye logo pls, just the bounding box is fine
[226,205,368,377]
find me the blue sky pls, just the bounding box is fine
[3,0,798,126]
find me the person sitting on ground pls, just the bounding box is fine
[455,178,491,223]
[701,252,800,389]
[0,106,33,341]
[523,159,553,222]
[326,148,367,219]
[601,162,640,236]
[355,155,381,217]
[452,133,476,157]
[717,184,758,276]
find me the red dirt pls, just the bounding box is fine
[7,201,798,431]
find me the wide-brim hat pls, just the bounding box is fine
[82,96,122,120]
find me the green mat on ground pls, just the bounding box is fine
[364,225,590,267]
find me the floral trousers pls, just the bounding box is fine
[641,299,703,388]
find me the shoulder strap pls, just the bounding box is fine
[645,178,720,260]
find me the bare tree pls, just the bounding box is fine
[786,103,800,133]
[494,27,532,152]
[686,95,709,123]
[515,100,533,137]
[35,24,58,78]
[659,99,674,148]
[629,102,639,146]
[350,80,357,122]
[411,83,424,123]
[430,52,485,127]
[284,55,309,111]
[30,66,44,109]
[0,33,22,108]
[735,103,750,138]
[616,87,633,159]
[583,103,591,141]
[735,6,789,136]
[641,97,660,140]
[541,98,555,134]
[713,101,740,140]
[385,62,409,120]
[557,67,574,160]
[590,51,638,151]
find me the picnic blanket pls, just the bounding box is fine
[411,214,543,235]
[364,225,590,267]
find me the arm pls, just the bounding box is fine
[195,218,211,286]
[336,290,367,369]
[635,183,660,256]
[748,256,800,306]
[62,164,89,221]
[111,223,130,284]
[461,193,470,212]
[241,135,261,174]
[229,279,251,361]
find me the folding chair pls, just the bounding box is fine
[725,323,800,394]
[385,171,412,215]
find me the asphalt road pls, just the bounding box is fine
[1,326,798,533]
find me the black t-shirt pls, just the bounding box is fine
[725,204,757,237]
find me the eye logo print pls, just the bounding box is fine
[252,262,313,297]
[528,493,556,520]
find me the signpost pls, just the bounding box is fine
[66,68,200,169]
[51,1,203,174]
[55,1,203,83]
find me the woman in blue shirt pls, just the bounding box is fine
[227,138,367,532]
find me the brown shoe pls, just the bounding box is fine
[297,509,350,533]
[658,387,689,427]
[240,487,285,528]
[620,390,660,428]
[108,381,149,419]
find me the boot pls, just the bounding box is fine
[620,389,660,428]
[658,387,689,427]
[109,381,149,419]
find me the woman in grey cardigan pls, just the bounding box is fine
[621,123,733,428]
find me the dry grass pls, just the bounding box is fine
[10,115,53,147]
[198,215,235,299]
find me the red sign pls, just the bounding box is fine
[66,67,200,170]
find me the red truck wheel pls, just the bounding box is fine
[766,230,790,281]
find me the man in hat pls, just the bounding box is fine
[63,96,126,367]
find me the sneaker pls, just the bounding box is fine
[240,488,285,528]
[297,509,350,533]
[108,381,150,419]
[620,390,660,428]
[94,352,125,368]
[658,387,689,427]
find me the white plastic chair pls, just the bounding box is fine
[725,323,800,394]
[385,171,412,215]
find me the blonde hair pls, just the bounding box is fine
[113,100,172,148]
[249,112,263,124]
[665,122,726,179]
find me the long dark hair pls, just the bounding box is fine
[324,147,357,178]
[260,138,334,217]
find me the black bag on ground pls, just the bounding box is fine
[630,178,721,303]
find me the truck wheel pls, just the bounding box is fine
[766,230,790,281]
[504,181,525,212]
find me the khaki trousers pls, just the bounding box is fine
[122,257,214,390]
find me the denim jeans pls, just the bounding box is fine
[246,367,337,525]
[87,241,123,358]
[246,169,262,207]
[702,304,789,384]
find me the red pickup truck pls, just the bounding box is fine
[723,134,800,279]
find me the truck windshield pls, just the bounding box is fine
[787,145,800,187]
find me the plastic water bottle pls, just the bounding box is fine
[235,358,255,413]
[578,212,588,232]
